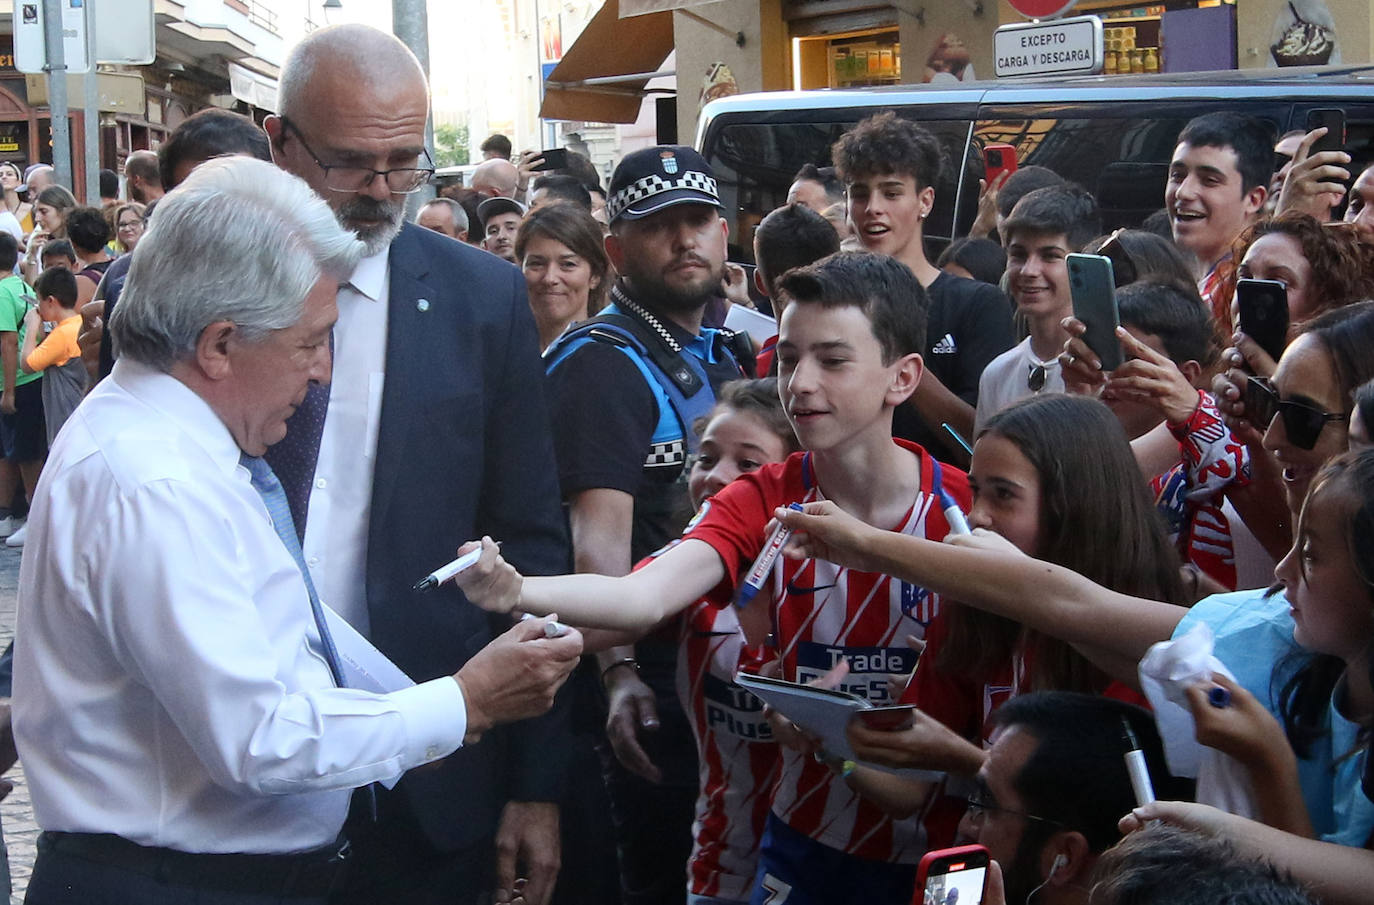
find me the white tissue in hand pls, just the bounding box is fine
[1139,623,1258,818]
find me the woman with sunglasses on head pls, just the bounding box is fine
[1094,227,1198,289]
[774,303,1374,847]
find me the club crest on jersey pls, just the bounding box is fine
[684,500,710,533]
[900,582,931,622]
[660,150,679,174]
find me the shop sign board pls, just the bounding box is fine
[995,15,1103,78]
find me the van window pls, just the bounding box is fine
[973,109,1286,234]
[704,118,974,263]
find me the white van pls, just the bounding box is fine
[696,66,1374,260]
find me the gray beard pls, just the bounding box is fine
[338,196,405,256]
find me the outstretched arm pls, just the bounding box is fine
[1122,802,1374,905]
[775,502,1187,663]
[453,536,728,632]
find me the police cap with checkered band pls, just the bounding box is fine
[605,146,723,224]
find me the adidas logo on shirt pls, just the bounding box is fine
[932,333,957,355]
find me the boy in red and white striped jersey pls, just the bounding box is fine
[453,252,971,905]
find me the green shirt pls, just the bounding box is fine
[0,274,42,388]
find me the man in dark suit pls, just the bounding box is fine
[266,25,571,905]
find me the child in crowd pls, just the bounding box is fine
[934,237,1005,287]
[774,303,1374,847]
[38,239,77,274]
[974,183,1099,432]
[21,267,86,445]
[1069,279,1250,592]
[750,203,839,376]
[1166,112,1273,314]
[1091,228,1197,288]
[833,112,1013,463]
[676,378,799,904]
[454,252,972,905]
[0,232,42,544]
[832,395,1185,813]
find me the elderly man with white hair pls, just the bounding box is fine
[12,156,582,905]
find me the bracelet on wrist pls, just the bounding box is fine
[600,657,639,684]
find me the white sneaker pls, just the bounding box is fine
[0,517,13,538]
[5,523,27,547]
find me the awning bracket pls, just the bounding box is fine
[677,9,746,48]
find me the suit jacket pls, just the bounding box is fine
[363,223,571,850]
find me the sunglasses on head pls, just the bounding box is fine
[1095,231,1137,288]
[1244,376,1346,450]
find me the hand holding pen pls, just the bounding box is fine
[418,537,525,615]
[1184,673,1293,773]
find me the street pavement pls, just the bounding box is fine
[0,542,35,904]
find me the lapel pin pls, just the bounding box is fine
[417,298,431,312]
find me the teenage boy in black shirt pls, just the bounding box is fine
[832,113,1013,461]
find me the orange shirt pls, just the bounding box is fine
[25,314,81,372]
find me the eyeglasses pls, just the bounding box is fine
[280,118,434,195]
[1244,376,1347,450]
[1028,363,1049,392]
[117,219,144,231]
[964,791,1063,828]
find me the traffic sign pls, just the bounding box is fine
[15,0,154,74]
[995,15,1103,78]
[15,1,88,74]
[1005,0,1079,18]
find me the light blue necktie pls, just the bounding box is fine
[240,453,345,688]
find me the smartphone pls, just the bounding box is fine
[531,148,570,172]
[914,845,990,905]
[1235,277,1290,364]
[855,705,916,731]
[984,143,1018,187]
[1306,108,1346,156]
[1067,253,1123,372]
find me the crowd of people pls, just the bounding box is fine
[5,19,1374,905]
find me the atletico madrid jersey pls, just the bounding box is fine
[682,440,971,863]
[676,600,780,900]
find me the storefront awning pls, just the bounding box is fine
[540,0,674,124]
[228,62,278,113]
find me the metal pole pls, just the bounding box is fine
[83,0,99,205]
[41,0,72,188]
[392,0,435,211]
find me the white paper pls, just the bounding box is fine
[724,304,778,345]
[323,605,415,695]
[322,606,416,790]
[735,672,942,780]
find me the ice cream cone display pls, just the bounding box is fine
[1271,1,1337,67]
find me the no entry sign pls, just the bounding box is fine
[1005,0,1078,19]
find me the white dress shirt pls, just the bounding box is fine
[303,248,389,634]
[12,359,466,854]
